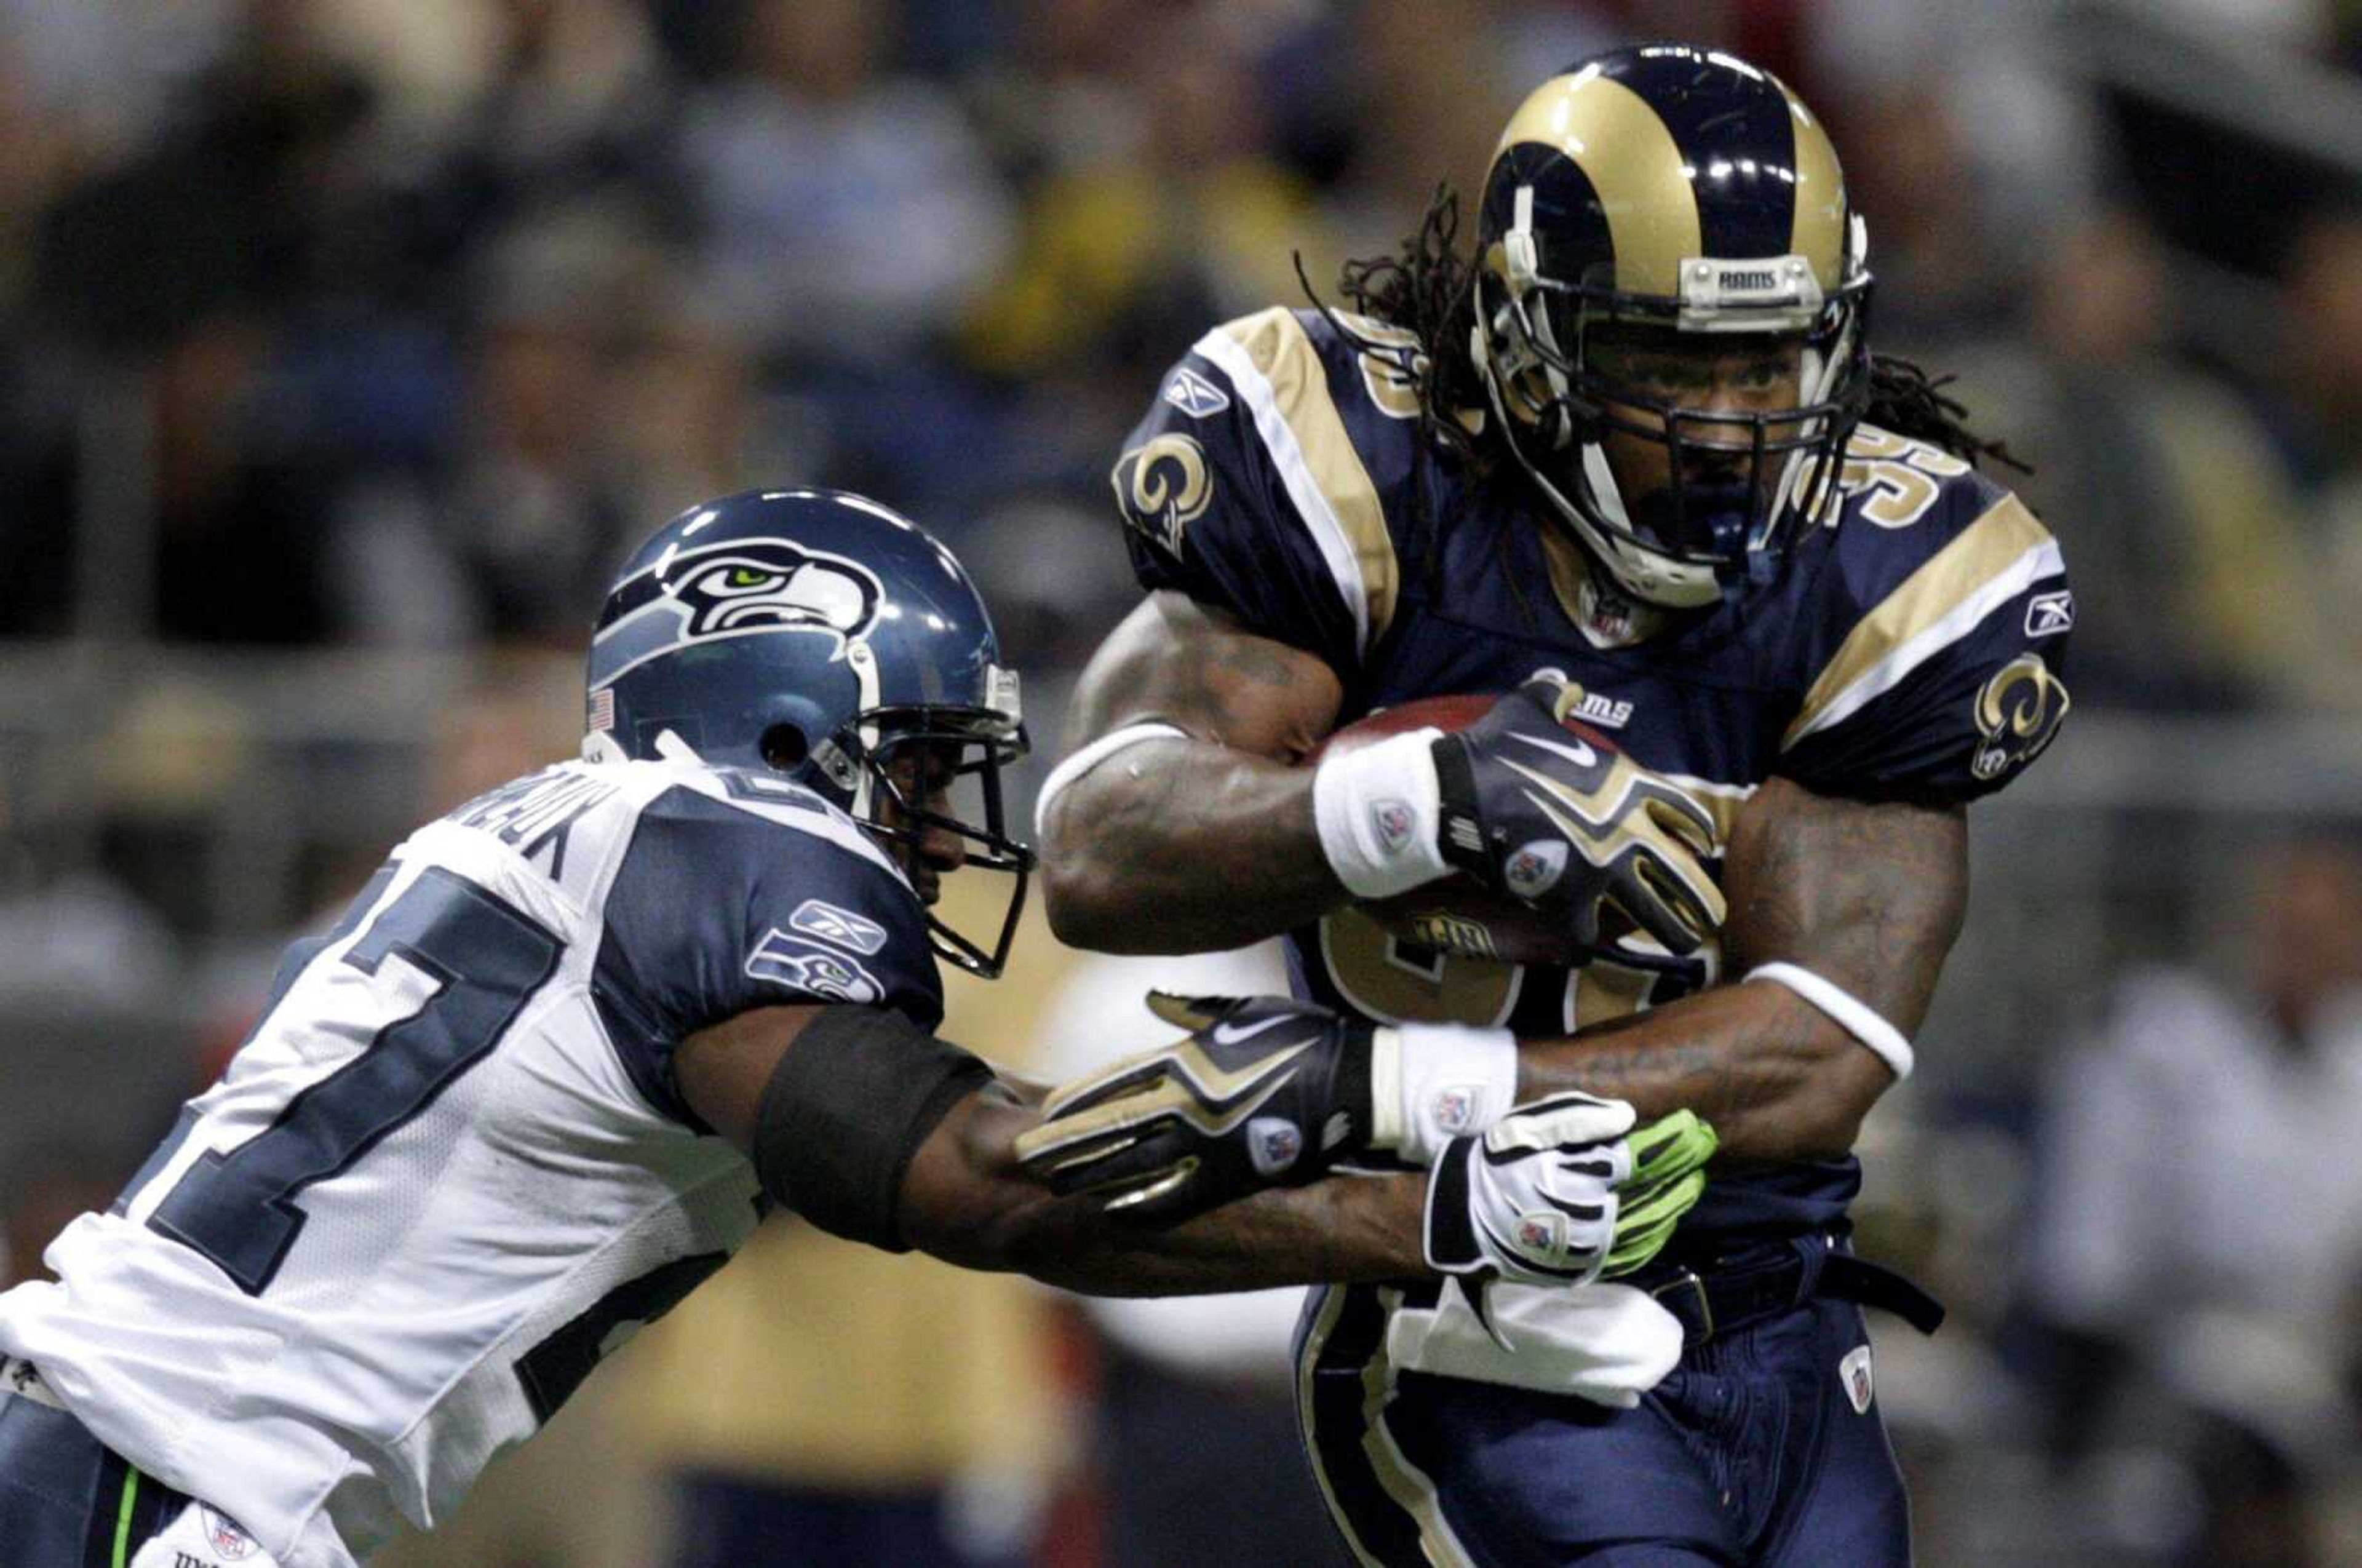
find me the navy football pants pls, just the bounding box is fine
[0,1394,193,1568]
[1298,1286,1910,1566]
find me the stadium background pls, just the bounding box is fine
[2,0,2361,1562]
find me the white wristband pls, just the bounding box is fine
[1370,1021,1521,1165]
[1745,961,1915,1080]
[1313,728,1452,900]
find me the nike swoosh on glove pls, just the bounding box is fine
[1433,675,1727,966]
[1012,993,1374,1227]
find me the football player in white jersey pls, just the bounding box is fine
[0,488,1714,1568]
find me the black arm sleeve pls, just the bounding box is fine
[750,1004,995,1252]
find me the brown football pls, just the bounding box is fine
[1308,692,1616,966]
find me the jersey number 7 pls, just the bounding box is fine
[144,867,564,1295]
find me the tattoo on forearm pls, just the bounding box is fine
[1724,778,1966,1029]
[1520,778,1966,1161]
[1046,594,1347,948]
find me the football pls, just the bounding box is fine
[1309,693,1615,966]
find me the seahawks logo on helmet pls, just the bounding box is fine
[587,538,885,691]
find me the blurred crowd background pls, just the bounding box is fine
[4,0,2362,1563]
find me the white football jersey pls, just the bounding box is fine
[0,756,944,1567]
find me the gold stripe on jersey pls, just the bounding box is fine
[1496,71,1702,298]
[1668,774,1756,848]
[1218,308,1401,648]
[1356,1287,1479,1566]
[1295,1289,1388,1568]
[1779,82,1848,292]
[1784,493,2058,748]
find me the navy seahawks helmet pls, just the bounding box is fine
[1472,44,1873,608]
[586,488,1032,976]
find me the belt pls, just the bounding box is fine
[0,1355,64,1411]
[1636,1239,1946,1347]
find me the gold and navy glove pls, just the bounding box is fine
[1012,993,1375,1227]
[1433,677,1726,962]
[1425,1094,1717,1288]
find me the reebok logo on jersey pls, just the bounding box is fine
[2024,589,2074,638]
[1162,366,1231,419]
[746,929,883,1005]
[787,897,889,956]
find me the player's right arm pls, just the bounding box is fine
[1041,590,1348,952]
[1046,314,1716,958]
[673,1001,1704,1295]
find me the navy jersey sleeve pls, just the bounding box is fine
[592,782,942,1126]
[1114,306,1412,674]
[1779,440,2073,803]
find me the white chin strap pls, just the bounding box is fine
[1574,443,1722,608]
[842,639,885,818]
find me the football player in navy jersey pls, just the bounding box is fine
[0,487,1715,1568]
[1025,43,2071,1567]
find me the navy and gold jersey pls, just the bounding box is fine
[1115,305,2071,1239]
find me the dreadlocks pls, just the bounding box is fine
[1862,356,2025,472]
[1329,186,1492,472]
[1317,183,2024,476]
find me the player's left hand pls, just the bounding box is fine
[1425,1093,1718,1288]
[1012,993,1373,1227]
[1434,675,1727,965]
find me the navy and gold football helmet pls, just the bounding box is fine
[584,488,1032,975]
[1472,44,1872,608]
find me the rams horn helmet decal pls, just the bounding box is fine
[1471,43,1875,609]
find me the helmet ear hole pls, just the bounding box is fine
[760,723,809,772]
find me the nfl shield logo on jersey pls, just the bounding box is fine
[203,1506,261,1559]
[1840,1344,1874,1414]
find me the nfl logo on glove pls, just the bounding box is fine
[1248,1116,1303,1177]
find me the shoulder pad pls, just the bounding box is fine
[1783,446,2072,800]
[1117,306,1434,667]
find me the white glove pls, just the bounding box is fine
[1423,1092,1717,1288]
